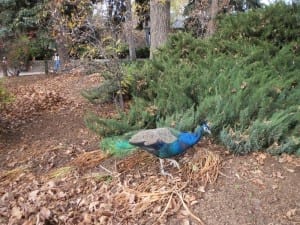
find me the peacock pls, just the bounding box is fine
[100,122,211,177]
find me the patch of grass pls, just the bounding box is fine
[0,166,29,182]
[84,173,113,184]
[47,166,74,179]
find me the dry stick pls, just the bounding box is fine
[175,191,206,225]
[98,164,120,177]
[218,171,233,179]
[126,187,174,197]
[157,192,174,221]
[99,164,114,174]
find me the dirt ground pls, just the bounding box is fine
[0,73,299,225]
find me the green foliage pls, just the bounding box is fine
[156,106,198,131]
[82,60,136,109]
[28,34,55,60]
[0,80,11,110]
[184,0,262,37]
[13,3,44,31]
[0,0,45,33]
[103,38,128,59]
[84,111,142,137]
[88,3,300,155]
[136,47,150,58]
[7,35,31,72]
[0,0,51,62]
[216,2,300,47]
[81,80,119,104]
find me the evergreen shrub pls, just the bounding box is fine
[86,3,300,155]
[136,47,150,58]
[81,80,119,104]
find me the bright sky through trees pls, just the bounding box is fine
[260,0,294,4]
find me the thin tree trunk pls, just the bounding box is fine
[56,30,70,70]
[125,0,136,61]
[44,60,49,75]
[52,5,70,70]
[1,58,8,77]
[206,0,218,37]
[150,0,170,59]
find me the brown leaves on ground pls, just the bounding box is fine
[0,72,299,225]
[3,87,67,122]
[1,72,222,225]
[1,73,103,128]
[0,144,221,225]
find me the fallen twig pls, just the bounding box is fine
[175,191,206,225]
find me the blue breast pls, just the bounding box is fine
[153,140,189,158]
[156,131,203,158]
[178,132,200,145]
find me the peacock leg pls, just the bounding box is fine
[159,159,173,178]
[166,159,180,169]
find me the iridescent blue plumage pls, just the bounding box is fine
[129,123,211,176]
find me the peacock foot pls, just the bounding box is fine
[159,158,174,178]
[160,169,174,178]
[166,159,180,169]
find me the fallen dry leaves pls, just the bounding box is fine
[0,73,223,225]
[1,72,299,225]
[1,72,103,129]
[0,146,221,225]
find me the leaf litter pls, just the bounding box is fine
[0,72,299,225]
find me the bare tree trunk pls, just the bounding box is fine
[117,72,124,110]
[44,60,49,75]
[51,4,70,71]
[125,0,136,61]
[206,0,219,37]
[56,27,70,70]
[150,0,170,59]
[1,58,8,77]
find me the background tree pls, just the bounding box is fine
[46,0,131,61]
[206,0,219,36]
[0,0,44,36]
[184,0,262,37]
[0,0,48,74]
[150,0,171,58]
[46,0,95,68]
[124,0,136,60]
[135,0,150,30]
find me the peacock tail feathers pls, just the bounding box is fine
[100,131,138,157]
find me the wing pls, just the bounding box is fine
[129,127,183,158]
[129,128,177,145]
[168,127,181,137]
[130,140,166,157]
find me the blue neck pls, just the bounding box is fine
[177,125,205,146]
[194,126,204,142]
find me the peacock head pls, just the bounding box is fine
[200,122,211,135]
